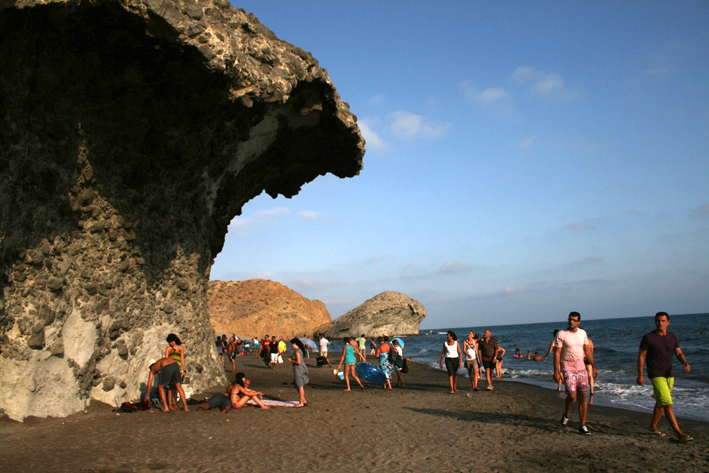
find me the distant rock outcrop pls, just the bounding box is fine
[0,0,364,421]
[208,280,330,338]
[321,292,426,339]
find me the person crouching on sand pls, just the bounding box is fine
[289,338,309,407]
[145,358,189,412]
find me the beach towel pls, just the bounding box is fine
[245,399,300,407]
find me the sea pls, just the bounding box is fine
[333,313,709,423]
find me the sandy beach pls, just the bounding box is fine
[1,354,707,473]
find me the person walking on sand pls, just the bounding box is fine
[318,333,332,368]
[637,312,694,443]
[145,358,189,412]
[478,330,499,390]
[289,338,309,407]
[464,331,480,391]
[391,338,409,388]
[356,334,367,359]
[269,335,279,370]
[338,337,365,391]
[495,344,506,380]
[440,331,463,394]
[375,337,394,390]
[585,335,595,403]
[228,336,238,372]
[370,338,377,356]
[554,311,597,435]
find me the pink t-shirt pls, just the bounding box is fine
[554,328,589,371]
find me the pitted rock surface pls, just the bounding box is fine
[320,291,426,339]
[0,0,364,420]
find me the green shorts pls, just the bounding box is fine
[650,377,674,407]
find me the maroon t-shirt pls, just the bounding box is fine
[639,331,679,378]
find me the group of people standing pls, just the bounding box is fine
[440,329,505,394]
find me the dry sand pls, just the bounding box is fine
[1,354,707,472]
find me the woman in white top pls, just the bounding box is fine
[439,331,463,393]
[463,331,480,391]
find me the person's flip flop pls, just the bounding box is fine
[679,435,694,443]
[650,431,666,437]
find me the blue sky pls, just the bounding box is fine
[211,1,709,329]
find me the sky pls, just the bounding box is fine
[210,1,709,329]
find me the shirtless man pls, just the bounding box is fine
[145,358,189,412]
[637,312,693,442]
[554,312,597,435]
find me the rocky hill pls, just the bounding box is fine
[320,291,426,339]
[208,279,330,338]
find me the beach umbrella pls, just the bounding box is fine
[298,337,318,351]
[392,337,405,349]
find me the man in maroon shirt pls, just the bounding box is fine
[637,312,693,442]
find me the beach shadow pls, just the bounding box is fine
[404,407,641,438]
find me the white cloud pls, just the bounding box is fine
[566,222,594,231]
[254,207,290,219]
[512,66,576,99]
[569,256,604,266]
[519,136,537,149]
[439,262,471,274]
[368,93,387,107]
[228,207,291,234]
[359,119,388,151]
[286,276,334,291]
[689,203,709,219]
[389,111,451,139]
[462,81,513,113]
[297,210,321,220]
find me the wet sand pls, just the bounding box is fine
[1,354,707,472]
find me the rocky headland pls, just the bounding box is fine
[0,0,364,421]
[320,291,426,339]
[208,279,330,338]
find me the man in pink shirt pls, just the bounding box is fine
[554,311,598,435]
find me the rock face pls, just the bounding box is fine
[0,0,364,421]
[321,292,426,339]
[208,279,330,338]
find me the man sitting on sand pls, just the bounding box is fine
[145,358,189,412]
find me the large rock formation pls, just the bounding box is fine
[208,279,330,338]
[0,0,364,420]
[321,291,426,339]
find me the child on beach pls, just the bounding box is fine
[337,337,365,391]
[289,338,309,407]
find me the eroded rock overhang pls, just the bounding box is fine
[0,0,364,420]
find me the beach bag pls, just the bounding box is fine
[401,358,409,373]
[278,354,283,364]
[119,401,149,412]
[388,348,402,368]
[316,356,328,367]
